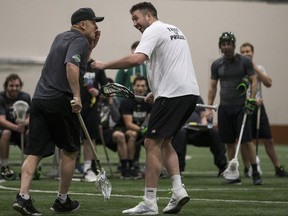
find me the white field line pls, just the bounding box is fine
[1,185,288,205]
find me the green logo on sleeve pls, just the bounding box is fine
[72,54,81,63]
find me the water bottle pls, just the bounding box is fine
[207,115,213,129]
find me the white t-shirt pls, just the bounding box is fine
[247,65,266,100]
[135,20,199,99]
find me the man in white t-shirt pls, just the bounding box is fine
[240,42,288,178]
[92,2,199,215]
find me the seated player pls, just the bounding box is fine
[172,96,227,176]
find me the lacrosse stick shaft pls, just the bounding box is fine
[76,112,103,171]
[98,126,114,178]
[20,133,24,163]
[196,104,218,111]
[256,106,261,155]
[135,95,146,99]
[235,112,247,158]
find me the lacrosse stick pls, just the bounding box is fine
[134,95,146,99]
[101,82,135,99]
[196,104,218,111]
[12,100,29,163]
[71,102,112,201]
[223,112,247,180]
[248,106,262,177]
[98,125,114,179]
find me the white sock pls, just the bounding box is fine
[19,193,30,200]
[171,175,182,190]
[144,187,157,201]
[57,193,67,204]
[83,160,92,172]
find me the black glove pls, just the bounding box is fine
[245,98,257,115]
[237,76,250,96]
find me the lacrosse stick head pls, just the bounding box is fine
[95,168,112,201]
[102,83,135,99]
[223,158,240,180]
[12,100,29,124]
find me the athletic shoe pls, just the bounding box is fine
[159,169,169,179]
[163,185,190,214]
[120,168,132,179]
[252,171,263,185]
[1,166,17,180]
[224,178,242,185]
[83,169,97,182]
[275,166,288,177]
[130,166,142,180]
[122,198,158,215]
[217,165,227,177]
[12,193,42,216]
[50,196,80,213]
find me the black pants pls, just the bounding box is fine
[172,127,227,172]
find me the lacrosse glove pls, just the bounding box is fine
[237,76,250,96]
[245,98,257,115]
[140,126,148,136]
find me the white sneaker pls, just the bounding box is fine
[163,185,190,214]
[83,169,97,182]
[122,198,158,215]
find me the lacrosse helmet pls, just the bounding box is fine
[219,32,236,47]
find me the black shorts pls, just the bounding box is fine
[101,127,127,152]
[101,128,117,152]
[146,95,198,139]
[250,105,272,139]
[25,95,81,157]
[81,106,100,140]
[218,105,252,144]
[0,128,28,149]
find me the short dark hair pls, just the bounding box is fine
[130,2,157,18]
[133,76,148,86]
[240,42,254,52]
[131,41,140,50]
[3,73,23,90]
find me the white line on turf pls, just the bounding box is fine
[1,185,287,205]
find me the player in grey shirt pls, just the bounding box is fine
[207,32,262,186]
[12,8,104,215]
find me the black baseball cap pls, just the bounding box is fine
[71,8,104,25]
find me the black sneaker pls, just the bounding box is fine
[225,178,242,185]
[12,194,42,216]
[50,195,80,212]
[130,167,142,180]
[252,171,263,185]
[217,165,227,177]
[120,168,132,179]
[1,166,17,180]
[275,166,288,177]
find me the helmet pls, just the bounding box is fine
[219,32,236,46]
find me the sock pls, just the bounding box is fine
[83,160,92,172]
[144,187,157,201]
[19,193,30,200]
[128,160,134,169]
[120,159,128,170]
[57,193,67,204]
[171,175,182,189]
[251,163,258,172]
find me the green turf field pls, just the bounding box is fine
[1,144,288,216]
